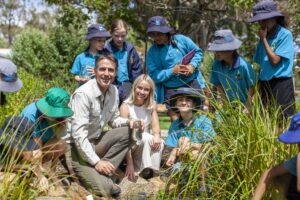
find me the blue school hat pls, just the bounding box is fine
[248,0,284,23]
[147,16,173,34]
[86,24,110,40]
[0,116,40,151]
[278,112,300,144]
[169,87,203,111]
[207,29,241,51]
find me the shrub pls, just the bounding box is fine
[12,29,62,81]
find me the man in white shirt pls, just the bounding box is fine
[66,53,134,197]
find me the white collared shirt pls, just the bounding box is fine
[66,79,128,165]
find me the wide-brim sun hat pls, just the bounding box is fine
[248,0,284,23]
[85,24,111,40]
[147,16,173,34]
[207,29,242,51]
[0,58,23,93]
[278,112,300,144]
[169,87,203,111]
[0,116,40,151]
[36,87,73,118]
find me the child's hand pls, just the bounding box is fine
[37,175,49,192]
[87,66,95,77]
[258,28,267,39]
[166,154,176,167]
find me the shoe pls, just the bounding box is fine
[140,168,154,180]
[110,184,121,197]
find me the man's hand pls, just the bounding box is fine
[95,160,115,175]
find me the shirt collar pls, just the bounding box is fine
[178,116,196,129]
[268,25,281,39]
[90,79,113,98]
[84,48,106,57]
[221,54,240,70]
[110,40,127,51]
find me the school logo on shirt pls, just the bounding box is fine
[271,42,276,51]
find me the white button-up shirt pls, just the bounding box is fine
[66,79,128,165]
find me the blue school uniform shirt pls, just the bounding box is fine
[71,49,108,76]
[146,34,206,103]
[165,115,215,148]
[254,25,294,81]
[20,102,54,144]
[210,55,256,104]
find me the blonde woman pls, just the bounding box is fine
[120,74,163,180]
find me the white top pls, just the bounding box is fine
[126,102,151,133]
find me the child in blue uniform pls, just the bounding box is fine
[71,24,110,85]
[105,19,142,104]
[164,88,215,166]
[249,0,295,119]
[146,16,207,121]
[208,29,256,111]
[252,112,300,199]
[0,87,73,192]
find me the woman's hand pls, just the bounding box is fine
[150,135,161,151]
[94,160,115,175]
[125,163,136,181]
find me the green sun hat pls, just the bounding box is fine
[36,87,73,118]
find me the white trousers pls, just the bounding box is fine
[132,132,164,173]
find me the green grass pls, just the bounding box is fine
[159,114,171,130]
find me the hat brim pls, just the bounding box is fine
[0,79,23,92]
[169,89,203,110]
[36,98,74,118]
[278,129,300,144]
[86,32,111,40]
[208,39,242,51]
[147,26,173,34]
[248,12,284,23]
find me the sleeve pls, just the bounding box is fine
[108,90,129,128]
[70,92,100,166]
[181,35,203,68]
[70,54,82,75]
[193,116,216,143]
[274,31,294,60]
[209,61,220,85]
[129,47,143,82]
[164,122,179,148]
[244,62,256,88]
[146,47,173,83]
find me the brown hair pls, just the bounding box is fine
[95,53,118,70]
[111,19,128,34]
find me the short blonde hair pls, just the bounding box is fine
[125,74,155,109]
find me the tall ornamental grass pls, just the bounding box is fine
[161,93,297,199]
